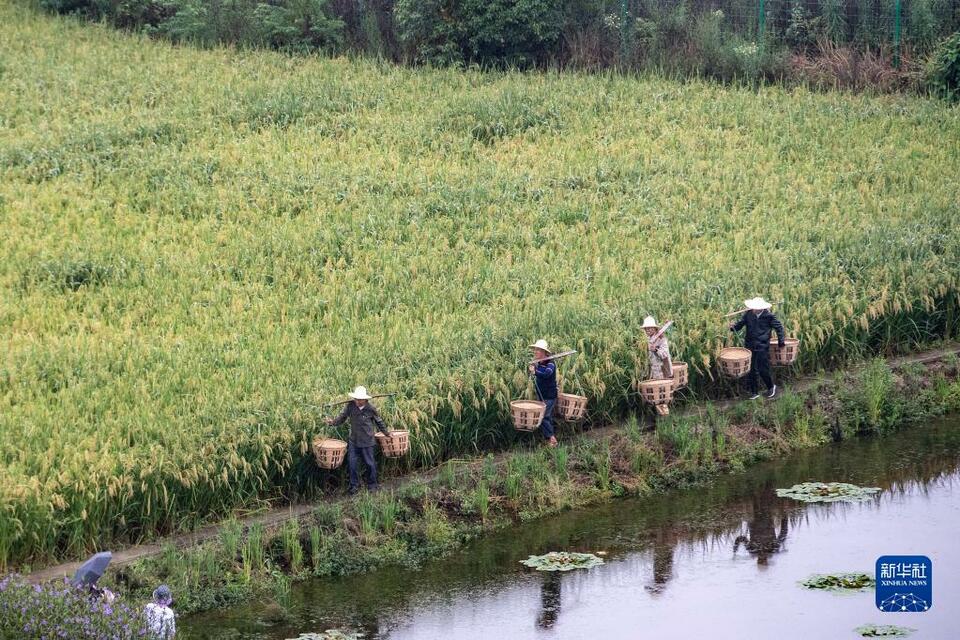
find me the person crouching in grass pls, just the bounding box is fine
[326,386,392,494]
[529,339,559,448]
[730,297,785,400]
[643,316,673,416]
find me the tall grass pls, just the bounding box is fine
[1,1,959,568]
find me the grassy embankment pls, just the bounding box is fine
[102,354,960,615]
[2,1,960,570]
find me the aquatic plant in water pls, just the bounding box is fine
[854,624,915,637]
[521,552,604,572]
[776,482,881,503]
[288,631,361,640]
[800,572,875,592]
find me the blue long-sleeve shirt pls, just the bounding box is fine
[533,361,558,400]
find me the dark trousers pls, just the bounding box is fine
[347,443,378,491]
[540,398,557,440]
[748,349,774,394]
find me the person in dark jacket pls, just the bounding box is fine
[326,386,392,494]
[529,339,559,447]
[730,297,785,399]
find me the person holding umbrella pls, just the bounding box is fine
[326,386,392,494]
[730,297,785,399]
[529,339,559,448]
[143,585,176,639]
[72,551,116,602]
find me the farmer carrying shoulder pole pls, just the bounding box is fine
[643,316,674,416]
[529,339,559,448]
[643,316,673,380]
[730,297,785,400]
[326,386,392,494]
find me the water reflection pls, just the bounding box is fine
[182,417,960,640]
[644,529,676,596]
[732,484,790,568]
[536,573,561,629]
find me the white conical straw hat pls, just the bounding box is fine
[744,297,772,310]
[642,316,659,329]
[348,386,372,400]
[529,339,552,353]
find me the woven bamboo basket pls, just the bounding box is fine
[719,347,752,378]
[312,437,347,470]
[375,430,410,458]
[556,392,588,421]
[671,362,689,390]
[638,379,674,406]
[769,337,800,366]
[510,399,545,431]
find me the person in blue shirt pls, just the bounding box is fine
[529,339,559,447]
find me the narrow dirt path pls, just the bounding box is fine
[25,343,960,584]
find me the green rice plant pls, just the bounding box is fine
[241,523,265,581]
[591,445,612,492]
[281,518,304,574]
[219,519,242,566]
[471,481,490,522]
[482,454,497,484]
[376,493,402,536]
[625,413,643,443]
[551,445,569,479]
[355,494,379,538]
[309,525,323,571]
[505,472,522,501]
[438,460,456,489]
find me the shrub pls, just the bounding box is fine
[394,0,562,67]
[926,31,960,101]
[253,0,344,52]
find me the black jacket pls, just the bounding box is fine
[732,310,785,351]
[330,402,390,447]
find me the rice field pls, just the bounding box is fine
[2,1,960,569]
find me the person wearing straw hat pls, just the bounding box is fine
[643,316,674,416]
[730,297,785,400]
[528,339,559,447]
[326,386,392,494]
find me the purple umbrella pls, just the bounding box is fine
[72,551,112,587]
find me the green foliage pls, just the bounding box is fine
[926,31,960,101]
[776,482,881,503]
[281,518,304,573]
[800,572,875,591]
[253,0,344,52]
[394,0,562,67]
[520,551,604,571]
[854,624,915,638]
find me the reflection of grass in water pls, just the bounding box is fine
[854,624,915,637]
[800,572,875,592]
[776,482,881,503]
[521,551,604,572]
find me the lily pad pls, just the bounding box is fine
[520,551,605,572]
[287,631,362,640]
[800,572,875,592]
[776,482,881,503]
[854,624,915,637]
